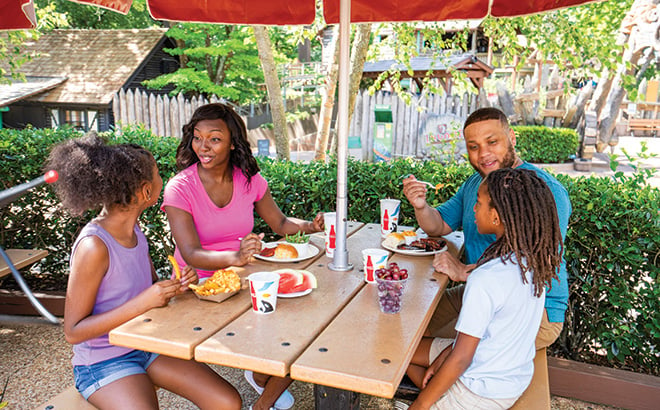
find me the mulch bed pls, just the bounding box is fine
[0,272,69,292]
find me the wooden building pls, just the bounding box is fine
[0,29,178,131]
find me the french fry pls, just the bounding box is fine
[168,255,182,280]
[189,269,241,296]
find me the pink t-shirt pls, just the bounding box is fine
[162,164,268,278]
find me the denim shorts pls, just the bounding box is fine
[74,350,159,399]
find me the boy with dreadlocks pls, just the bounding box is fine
[406,168,563,410]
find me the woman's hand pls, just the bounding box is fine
[311,212,324,232]
[235,232,265,265]
[177,265,198,293]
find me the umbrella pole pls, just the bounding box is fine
[329,0,353,272]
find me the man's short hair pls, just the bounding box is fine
[464,107,510,132]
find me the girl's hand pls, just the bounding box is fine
[144,279,181,309]
[177,265,198,292]
[311,212,324,232]
[236,233,265,265]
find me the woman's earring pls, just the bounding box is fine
[492,219,498,225]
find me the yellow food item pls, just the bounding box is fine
[435,183,445,194]
[168,255,181,280]
[189,269,241,295]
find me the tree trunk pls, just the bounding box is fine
[595,0,657,151]
[314,25,340,161]
[254,26,289,160]
[347,24,371,124]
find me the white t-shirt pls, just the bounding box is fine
[456,255,545,399]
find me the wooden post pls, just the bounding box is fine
[314,385,359,410]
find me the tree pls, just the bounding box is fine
[254,26,289,160]
[314,23,372,160]
[480,0,648,152]
[589,0,658,151]
[143,24,265,104]
[0,31,33,85]
[314,25,339,161]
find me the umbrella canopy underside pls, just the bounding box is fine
[2,0,599,29]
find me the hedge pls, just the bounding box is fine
[1,127,658,376]
[513,125,579,163]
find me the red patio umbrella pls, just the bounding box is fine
[1,1,600,29]
[0,0,36,30]
[1,0,599,271]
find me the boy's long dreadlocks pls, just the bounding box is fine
[477,168,563,297]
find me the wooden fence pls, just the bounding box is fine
[112,89,245,139]
[349,90,480,161]
[112,88,481,160]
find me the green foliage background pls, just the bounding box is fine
[1,127,658,376]
[513,126,579,163]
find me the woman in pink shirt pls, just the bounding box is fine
[162,103,323,410]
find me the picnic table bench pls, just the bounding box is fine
[0,247,58,324]
[0,248,48,279]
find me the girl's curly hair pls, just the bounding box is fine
[176,103,259,183]
[44,133,155,216]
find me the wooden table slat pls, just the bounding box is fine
[109,222,365,360]
[289,231,463,398]
[290,254,448,398]
[194,222,378,376]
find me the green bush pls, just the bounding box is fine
[0,126,181,277]
[1,127,658,376]
[513,125,579,163]
[556,173,660,375]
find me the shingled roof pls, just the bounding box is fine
[15,28,168,105]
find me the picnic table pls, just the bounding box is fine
[109,222,463,409]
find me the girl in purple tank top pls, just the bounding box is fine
[46,134,241,409]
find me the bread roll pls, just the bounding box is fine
[383,232,405,248]
[274,243,299,259]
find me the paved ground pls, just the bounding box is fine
[0,316,622,410]
[3,136,656,409]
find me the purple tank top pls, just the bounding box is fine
[70,222,152,366]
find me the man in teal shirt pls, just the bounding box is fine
[403,107,571,405]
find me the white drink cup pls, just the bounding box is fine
[362,248,389,283]
[323,212,336,258]
[247,272,280,314]
[380,199,401,237]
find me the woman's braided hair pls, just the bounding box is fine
[477,168,563,297]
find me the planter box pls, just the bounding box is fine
[573,158,592,171]
[549,356,660,410]
[0,289,65,317]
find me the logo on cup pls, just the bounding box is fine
[362,248,389,283]
[248,272,279,314]
[366,254,388,282]
[323,212,336,258]
[380,199,401,237]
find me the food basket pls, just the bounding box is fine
[191,277,240,303]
